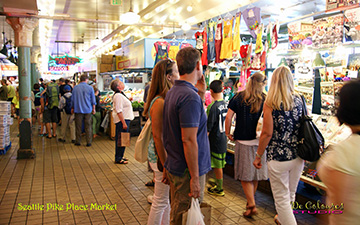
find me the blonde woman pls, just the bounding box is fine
[253,66,304,225]
[144,59,179,225]
[225,72,267,218]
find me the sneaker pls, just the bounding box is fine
[147,195,153,204]
[58,138,65,143]
[86,143,91,147]
[74,143,81,146]
[207,178,217,187]
[207,186,225,196]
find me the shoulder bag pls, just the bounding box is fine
[297,95,324,162]
[134,96,161,163]
[134,119,152,163]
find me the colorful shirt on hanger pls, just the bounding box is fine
[272,23,278,49]
[154,41,171,66]
[195,32,204,50]
[168,41,180,61]
[180,42,192,49]
[255,24,264,54]
[207,21,216,62]
[232,13,241,53]
[215,19,223,63]
[242,7,261,39]
[220,17,233,59]
[202,27,208,66]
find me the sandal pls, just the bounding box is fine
[115,160,128,164]
[46,136,52,139]
[122,157,128,161]
[243,205,258,218]
[145,180,155,186]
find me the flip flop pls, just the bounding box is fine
[115,160,128,164]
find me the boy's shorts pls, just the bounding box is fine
[211,152,226,169]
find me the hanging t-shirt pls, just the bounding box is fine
[232,13,241,53]
[168,41,180,61]
[272,23,278,49]
[255,24,264,54]
[195,32,204,51]
[220,18,233,59]
[206,100,228,154]
[180,42,192,49]
[242,7,261,39]
[202,27,208,66]
[154,41,170,66]
[207,21,216,62]
[215,20,223,63]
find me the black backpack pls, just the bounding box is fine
[64,95,72,114]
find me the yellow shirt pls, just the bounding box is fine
[12,95,19,109]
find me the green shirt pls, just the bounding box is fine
[7,85,15,98]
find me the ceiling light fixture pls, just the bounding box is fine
[120,0,140,25]
[181,22,191,31]
[92,0,103,47]
[187,6,193,12]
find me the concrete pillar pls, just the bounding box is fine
[7,17,38,159]
[31,63,37,89]
[31,27,40,88]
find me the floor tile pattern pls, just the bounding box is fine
[0,124,326,224]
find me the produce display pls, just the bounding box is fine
[99,89,145,110]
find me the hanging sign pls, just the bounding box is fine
[110,0,122,6]
[121,36,134,48]
[48,54,82,71]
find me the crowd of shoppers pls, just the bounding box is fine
[4,75,102,147]
[5,46,359,225]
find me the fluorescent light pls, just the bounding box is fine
[120,11,140,24]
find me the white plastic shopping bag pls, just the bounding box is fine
[186,198,205,225]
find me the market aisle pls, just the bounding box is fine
[0,123,326,225]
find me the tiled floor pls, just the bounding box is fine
[0,123,326,225]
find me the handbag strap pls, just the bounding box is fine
[300,95,308,116]
[148,96,162,121]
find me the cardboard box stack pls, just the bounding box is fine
[0,101,11,149]
[100,54,114,73]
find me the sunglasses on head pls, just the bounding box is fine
[166,58,174,64]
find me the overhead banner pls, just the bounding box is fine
[0,64,18,76]
[48,55,82,71]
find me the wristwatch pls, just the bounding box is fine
[255,152,262,158]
